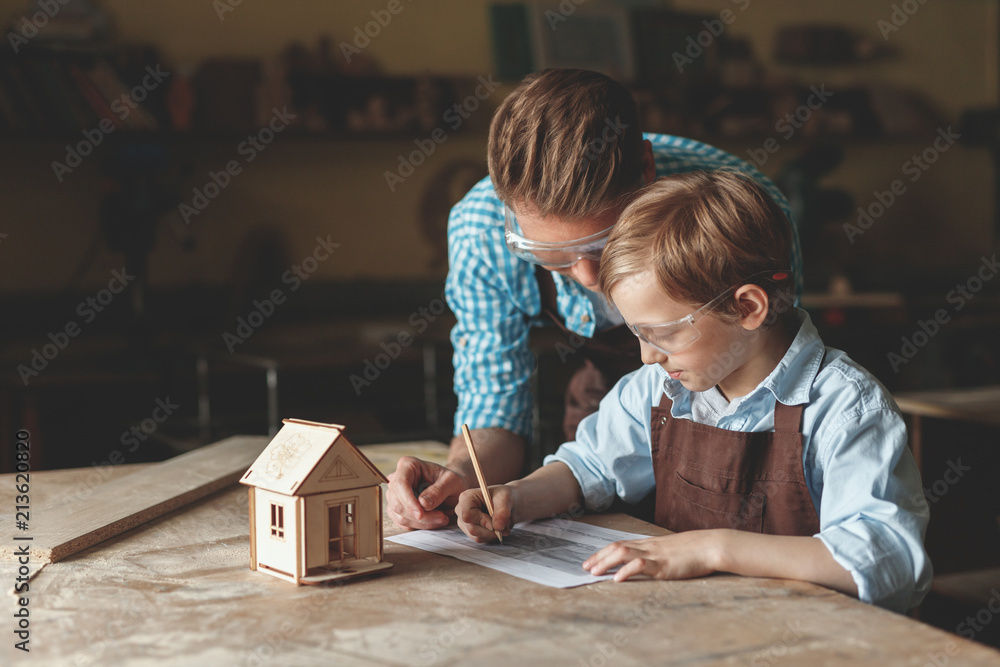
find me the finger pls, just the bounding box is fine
[489,490,514,533]
[584,542,634,575]
[387,457,427,520]
[386,503,449,531]
[584,537,649,566]
[456,509,496,542]
[613,558,648,582]
[417,470,465,511]
[582,542,618,571]
[479,509,499,536]
[456,489,485,525]
[456,490,497,541]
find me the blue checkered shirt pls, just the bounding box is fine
[446,133,803,440]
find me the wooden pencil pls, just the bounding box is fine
[461,424,504,544]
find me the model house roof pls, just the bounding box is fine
[240,419,388,495]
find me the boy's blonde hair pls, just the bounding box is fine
[488,68,643,219]
[599,171,793,322]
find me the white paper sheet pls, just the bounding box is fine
[387,519,652,588]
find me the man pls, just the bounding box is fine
[387,68,801,531]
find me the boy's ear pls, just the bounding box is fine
[734,284,770,330]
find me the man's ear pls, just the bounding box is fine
[734,284,770,330]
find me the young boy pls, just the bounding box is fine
[455,171,932,612]
[387,69,803,534]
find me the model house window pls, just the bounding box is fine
[270,503,285,539]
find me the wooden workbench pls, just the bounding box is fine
[894,385,1000,470]
[2,444,999,666]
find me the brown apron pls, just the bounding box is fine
[650,393,821,536]
[535,267,640,441]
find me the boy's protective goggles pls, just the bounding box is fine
[503,205,614,268]
[627,270,791,356]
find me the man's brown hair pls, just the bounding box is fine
[488,68,644,219]
[598,170,793,322]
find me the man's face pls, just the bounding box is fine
[511,206,621,291]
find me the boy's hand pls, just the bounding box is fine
[456,484,517,543]
[582,530,726,582]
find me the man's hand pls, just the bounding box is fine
[387,428,526,531]
[386,456,470,531]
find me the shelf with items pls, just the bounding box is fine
[0,45,168,136]
[0,38,497,144]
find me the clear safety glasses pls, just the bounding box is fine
[503,205,614,268]
[627,270,791,355]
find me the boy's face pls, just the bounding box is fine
[611,271,754,394]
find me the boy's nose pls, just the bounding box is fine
[639,341,667,365]
[568,258,600,290]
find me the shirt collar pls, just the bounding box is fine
[658,308,825,406]
[759,308,825,406]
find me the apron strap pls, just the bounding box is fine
[771,348,825,434]
[772,400,805,433]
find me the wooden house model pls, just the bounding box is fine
[240,419,393,585]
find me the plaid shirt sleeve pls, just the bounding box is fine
[446,135,804,441]
[446,177,541,440]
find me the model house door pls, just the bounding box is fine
[327,500,356,564]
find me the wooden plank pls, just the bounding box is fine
[0,435,269,564]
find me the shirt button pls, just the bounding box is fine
[581,314,591,324]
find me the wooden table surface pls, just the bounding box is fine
[894,385,1000,427]
[2,445,999,666]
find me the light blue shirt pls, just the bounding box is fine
[446,133,803,440]
[545,309,932,612]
